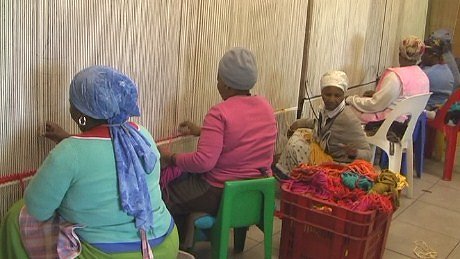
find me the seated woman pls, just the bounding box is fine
[275,71,371,178]
[0,66,178,258]
[159,47,277,248]
[346,36,430,126]
[430,28,460,89]
[420,37,454,115]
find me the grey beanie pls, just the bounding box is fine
[218,47,258,90]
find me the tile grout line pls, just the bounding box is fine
[392,191,426,220]
[385,248,418,259]
[396,210,460,240]
[446,240,460,259]
[392,173,443,220]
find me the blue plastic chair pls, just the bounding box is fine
[380,112,426,177]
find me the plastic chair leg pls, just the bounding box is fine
[443,126,458,181]
[434,132,445,161]
[370,145,377,165]
[380,151,408,174]
[263,222,273,259]
[233,227,248,252]
[406,143,414,198]
[425,127,436,158]
[401,154,407,174]
[413,115,426,177]
[379,148,389,169]
[211,223,230,259]
[263,196,275,259]
[380,115,424,177]
[414,143,423,176]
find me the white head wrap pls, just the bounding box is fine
[320,70,349,92]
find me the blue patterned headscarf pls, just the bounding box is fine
[69,66,156,231]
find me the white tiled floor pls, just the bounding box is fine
[190,152,460,259]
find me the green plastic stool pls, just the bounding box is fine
[193,177,276,259]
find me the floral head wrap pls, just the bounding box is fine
[69,66,156,231]
[399,36,425,62]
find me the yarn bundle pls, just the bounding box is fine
[284,160,404,214]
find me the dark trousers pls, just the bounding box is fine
[162,173,223,246]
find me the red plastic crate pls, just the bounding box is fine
[279,185,392,259]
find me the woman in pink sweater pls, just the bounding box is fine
[159,47,277,248]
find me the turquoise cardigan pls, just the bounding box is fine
[24,125,172,245]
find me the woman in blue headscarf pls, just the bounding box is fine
[0,66,178,258]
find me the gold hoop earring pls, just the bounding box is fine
[78,116,87,126]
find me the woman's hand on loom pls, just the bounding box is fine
[362,90,375,98]
[287,120,302,138]
[43,121,71,144]
[287,128,295,138]
[178,121,201,136]
[338,143,358,159]
[158,145,176,169]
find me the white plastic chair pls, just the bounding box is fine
[366,93,431,198]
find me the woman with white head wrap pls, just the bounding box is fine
[275,71,371,178]
[158,47,277,249]
[0,66,179,259]
[345,36,430,125]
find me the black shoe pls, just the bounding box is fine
[272,165,290,181]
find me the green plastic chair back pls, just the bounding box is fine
[208,177,276,259]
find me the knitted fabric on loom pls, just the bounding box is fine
[287,160,394,214]
[160,165,183,191]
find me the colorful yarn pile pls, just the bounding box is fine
[291,162,346,179]
[344,160,379,180]
[285,160,396,214]
[395,173,409,190]
[341,171,374,191]
[369,169,405,208]
[288,167,331,199]
[349,193,394,213]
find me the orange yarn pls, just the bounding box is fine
[344,159,378,180]
[291,163,345,181]
[308,141,334,165]
[291,160,377,181]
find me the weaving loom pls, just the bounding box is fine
[1,0,428,219]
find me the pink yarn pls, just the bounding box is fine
[160,165,183,191]
[351,193,394,213]
[310,171,328,189]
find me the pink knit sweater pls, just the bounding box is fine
[175,95,277,188]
